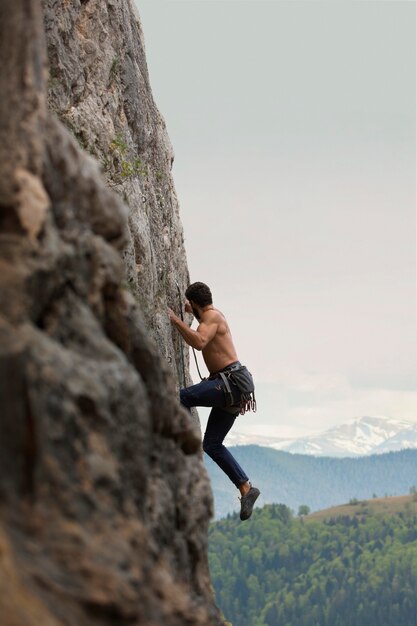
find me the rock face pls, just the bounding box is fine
[44,0,189,375]
[0,0,223,624]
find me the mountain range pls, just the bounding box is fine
[225,415,417,457]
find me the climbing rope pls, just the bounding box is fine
[175,280,187,388]
[175,280,205,382]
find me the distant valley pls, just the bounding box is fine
[205,446,417,519]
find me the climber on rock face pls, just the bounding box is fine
[168,281,260,521]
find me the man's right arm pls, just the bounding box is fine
[169,311,218,351]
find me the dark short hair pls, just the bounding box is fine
[185,282,213,307]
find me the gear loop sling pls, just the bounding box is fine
[210,362,257,415]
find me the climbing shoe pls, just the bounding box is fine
[239,484,260,521]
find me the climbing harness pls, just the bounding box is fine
[209,361,257,415]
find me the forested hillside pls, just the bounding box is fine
[209,497,417,626]
[206,446,417,518]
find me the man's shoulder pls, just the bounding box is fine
[202,308,224,323]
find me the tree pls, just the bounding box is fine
[298,504,311,517]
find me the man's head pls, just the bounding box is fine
[185,282,213,308]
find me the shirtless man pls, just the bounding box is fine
[169,281,260,521]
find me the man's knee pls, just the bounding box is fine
[180,387,192,408]
[203,437,223,459]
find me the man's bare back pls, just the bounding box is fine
[197,307,238,374]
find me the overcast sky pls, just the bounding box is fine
[137,0,416,438]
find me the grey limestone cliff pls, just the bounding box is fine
[0,0,223,624]
[44,0,190,373]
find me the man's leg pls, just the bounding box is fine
[202,407,249,488]
[180,378,227,410]
[180,378,260,520]
[181,379,249,487]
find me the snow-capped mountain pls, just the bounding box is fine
[225,416,417,457]
[224,431,285,448]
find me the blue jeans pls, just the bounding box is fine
[180,378,249,488]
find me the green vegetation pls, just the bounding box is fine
[109,55,120,80]
[209,498,417,626]
[110,133,128,155]
[107,135,148,180]
[297,504,310,517]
